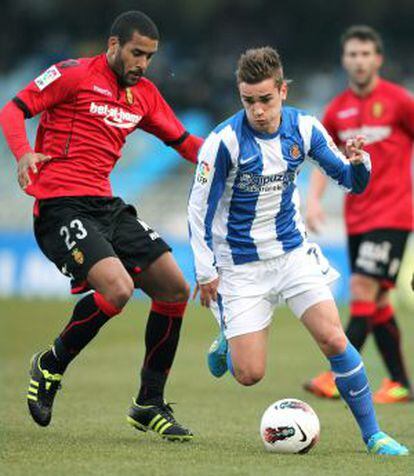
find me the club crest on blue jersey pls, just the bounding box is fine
[290,144,301,159]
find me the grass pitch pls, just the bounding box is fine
[1,298,413,476]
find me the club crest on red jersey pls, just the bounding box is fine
[125,88,134,105]
[372,101,384,118]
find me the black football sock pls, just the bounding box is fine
[40,292,121,374]
[345,318,370,351]
[373,306,411,389]
[136,300,186,406]
[345,300,376,351]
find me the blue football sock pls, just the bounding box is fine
[226,350,235,377]
[328,342,380,443]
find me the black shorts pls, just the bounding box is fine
[34,196,171,294]
[348,229,409,288]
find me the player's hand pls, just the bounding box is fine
[306,198,325,234]
[198,278,219,308]
[17,152,52,190]
[345,135,366,164]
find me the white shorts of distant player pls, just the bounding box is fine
[210,243,340,340]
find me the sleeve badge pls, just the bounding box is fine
[34,65,62,91]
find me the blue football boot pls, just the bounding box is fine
[207,332,228,378]
[367,431,409,455]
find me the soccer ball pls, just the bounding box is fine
[260,398,320,454]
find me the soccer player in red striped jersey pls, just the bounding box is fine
[0,11,203,439]
[304,26,413,404]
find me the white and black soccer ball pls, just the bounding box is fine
[260,398,320,454]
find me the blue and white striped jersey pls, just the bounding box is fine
[188,106,371,284]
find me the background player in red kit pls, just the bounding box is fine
[0,11,203,440]
[304,26,414,403]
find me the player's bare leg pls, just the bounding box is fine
[28,257,132,426]
[301,300,347,357]
[227,329,269,386]
[127,251,193,441]
[134,251,190,302]
[301,299,408,455]
[87,256,134,307]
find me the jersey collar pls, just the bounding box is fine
[349,77,383,100]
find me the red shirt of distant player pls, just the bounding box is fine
[13,54,198,199]
[323,78,414,234]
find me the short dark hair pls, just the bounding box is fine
[341,25,383,54]
[110,11,159,45]
[236,47,284,87]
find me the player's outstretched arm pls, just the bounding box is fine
[344,135,367,164]
[342,135,371,193]
[305,116,371,194]
[167,132,204,164]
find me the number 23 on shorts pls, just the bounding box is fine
[59,219,88,251]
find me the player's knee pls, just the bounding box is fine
[106,275,134,308]
[235,366,265,386]
[166,280,190,303]
[350,274,378,301]
[181,281,191,301]
[376,289,390,308]
[320,330,347,357]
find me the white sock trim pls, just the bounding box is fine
[333,361,364,379]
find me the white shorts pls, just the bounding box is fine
[210,243,339,339]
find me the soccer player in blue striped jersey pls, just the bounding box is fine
[187,47,408,456]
